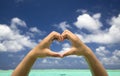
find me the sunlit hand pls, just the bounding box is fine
[61,30,89,57]
[31,31,63,58]
[12,30,108,76]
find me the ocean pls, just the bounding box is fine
[0,69,120,76]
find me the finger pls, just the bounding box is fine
[53,32,61,41]
[62,30,80,44]
[61,49,75,57]
[48,50,62,57]
[60,35,64,41]
[59,35,64,41]
[58,33,62,41]
[61,51,73,57]
[62,30,74,40]
[61,31,68,40]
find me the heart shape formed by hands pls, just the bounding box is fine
[12,30,108,76]
[33,30,87,58]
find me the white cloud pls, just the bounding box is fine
[59,43,71,53]
[0,44,6,51]
[75,14,120,44]
[74,13,102,32]
[110,14,120,26]
[95,46,120,65]
[29,27,46,36]
[11,17,26,27]
[54,21,71,31]
[41,59,59,64]
[76,9,87,13]
[0,24,37,52]
[0,17,40,52]
[96,46,110,57]
[113,50,120,57]
[41,59,48,63]
[29,27,41,33]
[0,24,13,40]
[93,13,101,19]
[75,32,113,44]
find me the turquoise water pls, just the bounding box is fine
[0,69,120,76]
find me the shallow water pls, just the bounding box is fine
[0,69,120,76]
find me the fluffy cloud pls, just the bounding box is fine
[29,27,41,33]
[11,17,26,28]
[74,13,102,32]
[41,59,59,64]
[54,21,71,31]
[29,27,46,36]
[95,46,120,66]
[75,14,120,44]
[96,46,111,57]
[0,17,42,52]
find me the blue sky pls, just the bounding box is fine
[0,0,120,70]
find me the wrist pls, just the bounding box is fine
[82,45,93,57]
[83,48,95,60]
[28,49,38,60]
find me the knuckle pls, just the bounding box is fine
[64,30,69,33]
[52,31,57,34]
[51,31,59,36]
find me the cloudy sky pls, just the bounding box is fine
[0,0,120,70]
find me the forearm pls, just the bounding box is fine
[83,47,108,76]
[11,50,37,76]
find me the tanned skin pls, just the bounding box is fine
[12,30,108,76]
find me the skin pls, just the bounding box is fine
[11,30,108,76]
[61,30,108,76]
[11,31,62,76]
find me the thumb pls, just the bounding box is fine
[61,49,75,57]
[48,50,62,57]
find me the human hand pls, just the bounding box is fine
[61,30,90,57]
[31,31,63,58]
[30,30,90,58]
[61,30,108,76]
[12,30,108,76]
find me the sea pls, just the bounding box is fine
[0,69,120,76]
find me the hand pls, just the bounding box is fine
[31,31,63,58]
[12,31,108,76]
[61,30,90,57]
